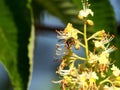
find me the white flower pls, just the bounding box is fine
[104,85,120,90]
[102,34,114,44]
[52,80,62,84]
[93,40,105,49]
[88,52,98,63]
[97,46,117,64]
[88,30,105,40]
[105,46,117,53]
[77,72,89,88]
[111,65,120,77]
[57,67,78,76]
[78,9,93,17]
[98,52,109,64]
[93,33,115,50]
[78,71,98,83]
[78,72,89,82]
[88,72,98,80]
[56,23,82,40]
[58,69,70,76]
[104,85,114,90]
[55,44,69,56]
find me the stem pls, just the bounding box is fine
[79,42,85,48]
[98,76,113,89]
[83,20,89,60]
[72,53,86,60]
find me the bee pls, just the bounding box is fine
[65,37,75,49]
[65,37,81,50]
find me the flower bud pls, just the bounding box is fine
[87,19,94,26]
[75,44,80,50]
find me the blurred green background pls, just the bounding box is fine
[0,0,120,90]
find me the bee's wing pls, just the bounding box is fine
[58,39,65,43]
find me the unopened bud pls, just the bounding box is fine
[87,19,94,26]
[75,44,80,50]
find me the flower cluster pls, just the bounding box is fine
[52,0,120,90]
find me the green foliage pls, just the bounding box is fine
[90,0,117,33]
[0,0,34,90]
[33,0,117,31]
[112,36,120,66]
[0,0,119,90]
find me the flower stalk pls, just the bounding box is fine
[83,20,89,60]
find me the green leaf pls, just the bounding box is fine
[34,0,117,32]
[90,0,117,33]
[111,36,120,67]
[0,0,34,90]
